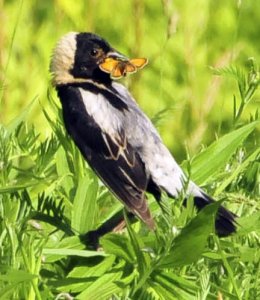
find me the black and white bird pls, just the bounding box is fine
[50,32,236,237]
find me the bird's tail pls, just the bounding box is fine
[193,192,237,237]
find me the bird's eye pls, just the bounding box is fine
[90,48,100,57]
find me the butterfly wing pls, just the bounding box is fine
[124,62,137,74]
[99,58,119,74]
[129,58,148,69]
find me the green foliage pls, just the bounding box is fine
[182,121,259,185]
[211,59,259,125]
[0,1,259,299]
[159,202,219,268]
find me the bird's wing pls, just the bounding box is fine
[61,85,154,229]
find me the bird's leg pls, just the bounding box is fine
[80,210,135,249]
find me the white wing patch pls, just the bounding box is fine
[79,88,123,140]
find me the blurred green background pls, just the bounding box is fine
[1,0,259,160]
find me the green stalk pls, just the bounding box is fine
[20,244,42,300]
[0,0,24,106]
[213,236,242,300]
[17,230,42,300]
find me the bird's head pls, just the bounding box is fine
[50,32,127,86]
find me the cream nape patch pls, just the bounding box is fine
[50,32,80,85]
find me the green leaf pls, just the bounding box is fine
[55,146,74,197]
[237,211,260,235]
[182,121,259,185]
[77,269,123,300]
[0,179,53,193]
[43,248,106,258]
[211,65,246,87]
[0,283,21,300]
[159,202,219,268]
[151,271,199,300]
[214,147,260,195]
[0,269,37,283]
[124,211,151,277]
[68,255,115,278]
[238,245,260,263]
[124,212,154,294]
[44,236,84,262]
[52,255,115,293]
[101,233,135,263]
[6,97,37,134]
[71,175,98,233]
[203,251,238,260]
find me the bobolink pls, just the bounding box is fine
[50,32,236,237]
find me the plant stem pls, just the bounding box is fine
[213,236,242,300]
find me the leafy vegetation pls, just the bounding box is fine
[0,0,259,299]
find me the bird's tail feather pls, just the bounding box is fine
[193,192,237,237]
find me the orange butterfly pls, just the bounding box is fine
[99,57,148,79]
